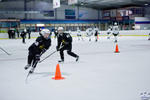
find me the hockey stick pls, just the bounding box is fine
[0,47,11,55]
[39,50,57,63]
[25,60,39,83]
[25,71,31,83]
[39,45,64,63]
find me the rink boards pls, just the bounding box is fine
[0,30,150,39]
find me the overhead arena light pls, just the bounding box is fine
[144,4,148,6]
[36,24,45,27]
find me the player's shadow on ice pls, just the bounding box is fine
[25,72,71,84]
[59,61,85,65]
[34,72,55,77]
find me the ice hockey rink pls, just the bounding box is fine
[0,35,150,100]
[1,0,150,100]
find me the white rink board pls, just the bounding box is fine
[0,30,150,39]
[68,30,150,36]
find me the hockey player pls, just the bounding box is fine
[11,29,16,39]
[54,27,58,38]
[112,22,119,43]
[56,27,79,62]
[94,30,99,42]
[107,26,112,39]
[93,27,99,42]
[148,33,150,40]
[86,27,93,41]
[77,27,83,41]
[20,29,27,44]
[24,29,51,73]
[27,28,31,39]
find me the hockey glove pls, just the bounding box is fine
[34,41,39,46]
[40,48,46,55]
[56,46,60,51]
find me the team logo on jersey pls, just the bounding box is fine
[39,45,45,49]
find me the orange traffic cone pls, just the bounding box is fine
[52,64,65,80]
[114,43,120,53]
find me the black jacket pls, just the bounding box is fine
[29,36,51,54]
[94,31,98,36]
[57,33,72,48]
[20,31,26,37]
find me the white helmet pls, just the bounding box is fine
[40,29,50,36]
[114,22,118,26]
[24,29,27,32]
[58,27,64,31]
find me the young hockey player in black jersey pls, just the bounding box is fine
[20,29,27,44]
[56,27,79,62]
[24,29,51,73]
[93,26,99,42]
[94,30,99,42]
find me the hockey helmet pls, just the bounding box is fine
[58,27,64,35]
[24,28,27,32]
[40,29,50,39]
[58,27,64,31]
[114,22,118,26]
[40,29,50,35]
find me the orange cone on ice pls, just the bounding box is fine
[52,64,65,80]
[114,43,120,53]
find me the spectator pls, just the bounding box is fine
[20,29,27,44]
[27,28,31,39]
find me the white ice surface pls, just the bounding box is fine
[0,36,150,100]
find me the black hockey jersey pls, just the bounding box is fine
[20,31,26,37]
[57,33,72,48]
[29,36,51,54]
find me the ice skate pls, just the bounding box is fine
[24,64,31,70]
[29,67,35,73]
[76,56,79,62]
[58,59,64,63]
